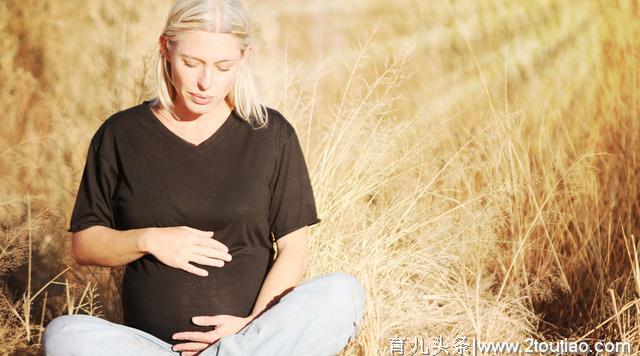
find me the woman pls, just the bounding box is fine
[42,0,366,355]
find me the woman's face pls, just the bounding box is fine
[161,30,247,118]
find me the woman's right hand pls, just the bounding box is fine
[141,226,232,277]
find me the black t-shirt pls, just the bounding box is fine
[68,100,321,345]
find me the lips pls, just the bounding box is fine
[189,92,214,105]
[190,92,212,99]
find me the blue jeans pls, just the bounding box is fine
[43,272,366,356]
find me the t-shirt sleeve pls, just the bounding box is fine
[268,129,321,241]
[67,127,119,233]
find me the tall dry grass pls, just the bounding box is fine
[1,0,638,355]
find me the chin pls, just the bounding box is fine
[187,102,211,114]
[178,96,210,114]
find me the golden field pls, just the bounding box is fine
[1,0,638,355]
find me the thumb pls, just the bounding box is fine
[192,315,220,326]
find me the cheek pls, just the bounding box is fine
[172,67,196,87]
[183,74,196,88]
[221,72,239,89]
[222,76,235,89]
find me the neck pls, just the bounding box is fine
[153,98,231,124]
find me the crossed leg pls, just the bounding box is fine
[43,272,366,356]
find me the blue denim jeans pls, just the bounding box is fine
[43,272,366,356]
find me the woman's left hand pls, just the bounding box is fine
[171,314,252,355]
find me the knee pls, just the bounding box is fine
[43,314,103,353]
[300,272,367,316]
[43,315,76,352]
[44,315,77,339]
[322,272,366,313]
[320,272,367,341]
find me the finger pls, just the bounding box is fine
[180,262,209,277]
[173,331,214,343]
[189,254,224,268]
[181,351,201,356]
[194,236,229,253]
[192,246,233,262]
[181,226,214,237]
[192,315,221,326]
[172,342,209,352]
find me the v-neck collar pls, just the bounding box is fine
[142,100,237,152]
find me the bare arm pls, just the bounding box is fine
[246,226,310,320]
[71,225,152,267]
[70,225,231,272]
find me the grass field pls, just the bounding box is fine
[1,0,639,355]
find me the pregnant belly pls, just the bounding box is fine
[121,246,272,345]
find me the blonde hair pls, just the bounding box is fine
[155,0,268,129]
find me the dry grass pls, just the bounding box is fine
[1,0,639,355]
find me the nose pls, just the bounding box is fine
[198,67,214,91]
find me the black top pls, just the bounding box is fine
[68,100,321,345]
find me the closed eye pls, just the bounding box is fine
[183,60,231,72]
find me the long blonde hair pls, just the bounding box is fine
[155,0,268,129]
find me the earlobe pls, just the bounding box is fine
[160,48,169,62]
[162,49,171,63]
[242,46,253,60]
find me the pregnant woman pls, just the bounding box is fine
[42,0,366,355]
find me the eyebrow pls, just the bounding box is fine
[180,54,237,64]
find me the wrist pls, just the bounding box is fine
[137,227,155,254]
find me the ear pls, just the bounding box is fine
[159,34,170,61]
[241,46,253,64]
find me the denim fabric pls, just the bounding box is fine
[43,272,366,356]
